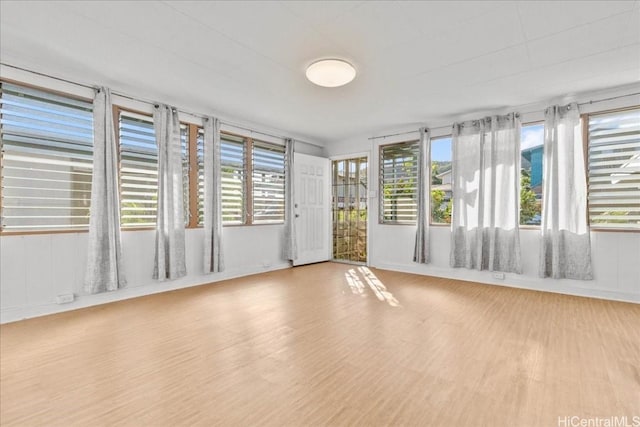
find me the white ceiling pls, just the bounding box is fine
[1,1,639,144]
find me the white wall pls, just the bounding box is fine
[325,83,640,304]
[0,226,292,323]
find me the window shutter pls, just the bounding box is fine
[221,134,245,224]
[379,141,419,223]
[180,123,189,224]
[0,82,93,231]
[196,127,205,225]
[588,108,640,229]
[118,111,157,227]
[252,140,285,223]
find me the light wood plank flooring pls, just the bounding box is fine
[1,263,639,426]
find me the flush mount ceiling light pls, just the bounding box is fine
[305,59,356,87]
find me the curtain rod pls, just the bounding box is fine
[0,62,323,148]
[368,91,640,141]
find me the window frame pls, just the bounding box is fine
[0,78,94,235]
[583,106,640,233]
[218,130,286,227]
[187,123,200,229]
[378,139,420,225]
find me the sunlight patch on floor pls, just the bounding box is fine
[345,269,366,296]
[344,267,400,307]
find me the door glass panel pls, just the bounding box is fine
[332,157,367,263]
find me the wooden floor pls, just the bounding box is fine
[1,263,638,426]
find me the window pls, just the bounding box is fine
[252,140,285,223]
[180,123,189,224]
[430,136,452,224]
[118,110,157,227]
[380,141,419,224]
[0,80,288,232]
[117,109,189,228]
[196,127,205,225]
[198,132,285,226]
[220,133,246,224]
[520,123,544,225]
[587,108,640,229]
[0,81,93,231]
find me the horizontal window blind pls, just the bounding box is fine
[119,111,157,227]
[221,134,245,224]
[197,128,204,225]
[0,82,93,231]
[588,108,640,228]
[252,140,285,223]
[180,124,189,224]
[380,141,419,223]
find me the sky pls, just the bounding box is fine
[432,137,452,162]
[521,123,544,150]
[431,123,545,162]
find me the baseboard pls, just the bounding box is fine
[0,263,291,324]
[372,262,640,304]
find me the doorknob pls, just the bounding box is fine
[295,214,300,218]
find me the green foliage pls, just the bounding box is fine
[431,189,451,224]
[431,163,442,185]
[520,170,540,224]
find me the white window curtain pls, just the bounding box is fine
[203,116,224,273]
[84,87,126,293]
[283,138,297,261]
[539,103,592,280]
[152,105,187,280]
[413,127,431,264]
[450,114,522,273]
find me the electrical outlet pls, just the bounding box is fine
[492,272,505,280]
[55,294,75,304]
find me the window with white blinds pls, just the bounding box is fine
[196,127,204,225]
[221,133,245,224]
[379,141,419,224]
[118,110,189,227]
[180,123,189,224]
[1,80,290,232]
[0,82,93,231]
[118,111,157,227]
[252,140,285,224]
[587,108,640,229]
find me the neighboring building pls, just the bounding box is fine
[521,145,543,197]
[433,168,452,201]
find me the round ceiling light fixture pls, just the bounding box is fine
[305,59,356,87]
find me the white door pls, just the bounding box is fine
[293,153,331,266]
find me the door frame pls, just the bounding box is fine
[329,151,371,266]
